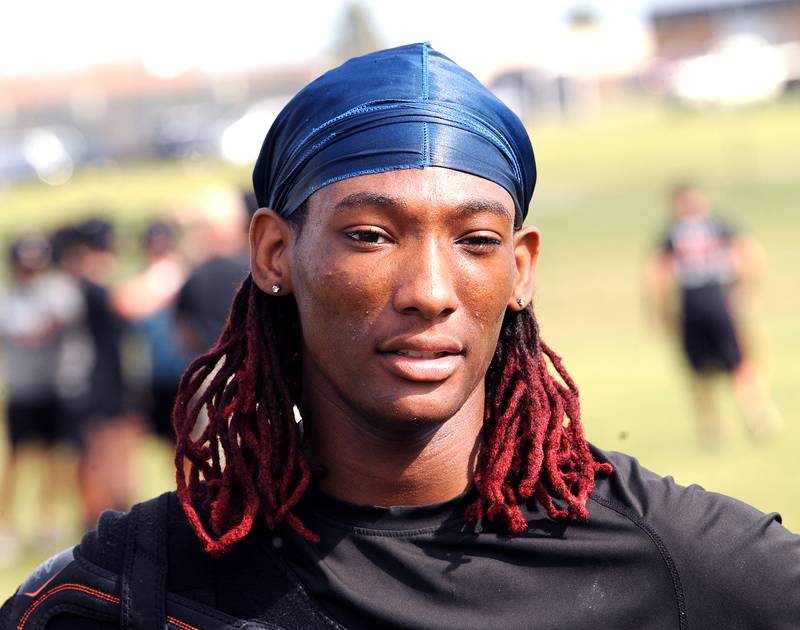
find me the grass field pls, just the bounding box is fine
[0,95,798,594]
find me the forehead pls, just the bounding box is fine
[306,167,515,222]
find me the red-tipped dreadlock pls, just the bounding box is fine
[466,305,612,532]
[174,275,612,557]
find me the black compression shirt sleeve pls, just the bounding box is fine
[600,450,800,629]
[664,485,800,628]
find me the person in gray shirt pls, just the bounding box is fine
[0,235,84,558]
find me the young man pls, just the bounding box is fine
[3,44,798,630]
[645,183,781,446]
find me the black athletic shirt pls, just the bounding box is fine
[661,215,737,319]
[3,447,799,629]
[278,447,800,629]
[81,279,125,420]
[175,254,249,354]
[662,215,735,291]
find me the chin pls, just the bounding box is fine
[360,385,477,432]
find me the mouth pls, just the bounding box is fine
[377,338,465,383]
[393,349,458,359]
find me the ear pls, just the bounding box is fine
[250,208,295,296]
[509,225,540,311]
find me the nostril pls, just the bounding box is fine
[400,303,456,319]
[393,257,459,318]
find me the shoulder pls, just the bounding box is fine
[43,273,84,310]
[184,256,227,281]
[0,534,120,629]
[590,447,784,533]
[192,255,248,280]
[76,491,210,588]
[589,447,800,627]
[660,224,677,251]
[176,261,210,304]
[706,214,735,237]
[0,493,213,629]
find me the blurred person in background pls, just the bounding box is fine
[175,187,250,357]
[645,182,781,447]
[0,235,84,564]
[52,219,141,527]
[111,220,190,442]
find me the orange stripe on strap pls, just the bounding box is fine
[19,583,119,629]
[167,615,201,630]
[18,583,200,630]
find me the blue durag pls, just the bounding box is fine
[253,43,536,225]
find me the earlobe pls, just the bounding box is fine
[250,208,295,295]
[509,226,540,311]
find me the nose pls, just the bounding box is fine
[393,237,458,320]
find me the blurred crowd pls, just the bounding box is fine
[0,185,256,565]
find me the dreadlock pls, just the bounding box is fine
[174,277,612,557]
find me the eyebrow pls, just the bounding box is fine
[452,198,513,223]
[333,192,513,222]
[333,192,407,214]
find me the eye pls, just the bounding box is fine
[458,233,503,253]
[344,228,391,246]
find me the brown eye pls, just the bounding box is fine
[345,229,389,244]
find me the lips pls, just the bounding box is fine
[395,349,454,359]
[377,337,465,382]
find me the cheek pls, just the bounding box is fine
[466,258,517,381]
[293,240,388,354]
[456,253,516,334]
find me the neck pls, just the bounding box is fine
[304,385,484,507]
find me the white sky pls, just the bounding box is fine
[1,0,661,79]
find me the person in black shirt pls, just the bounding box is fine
[52,220,141,527]
[3,45,798,630]
[646,183,781,446]
[175,187,250,356]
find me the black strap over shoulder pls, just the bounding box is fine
[121,491,169,629]
[2,490,341,629]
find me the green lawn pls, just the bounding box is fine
[0,95,798,595]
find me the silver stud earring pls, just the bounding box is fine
[516,298,525,308]
[271,284,281,295]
